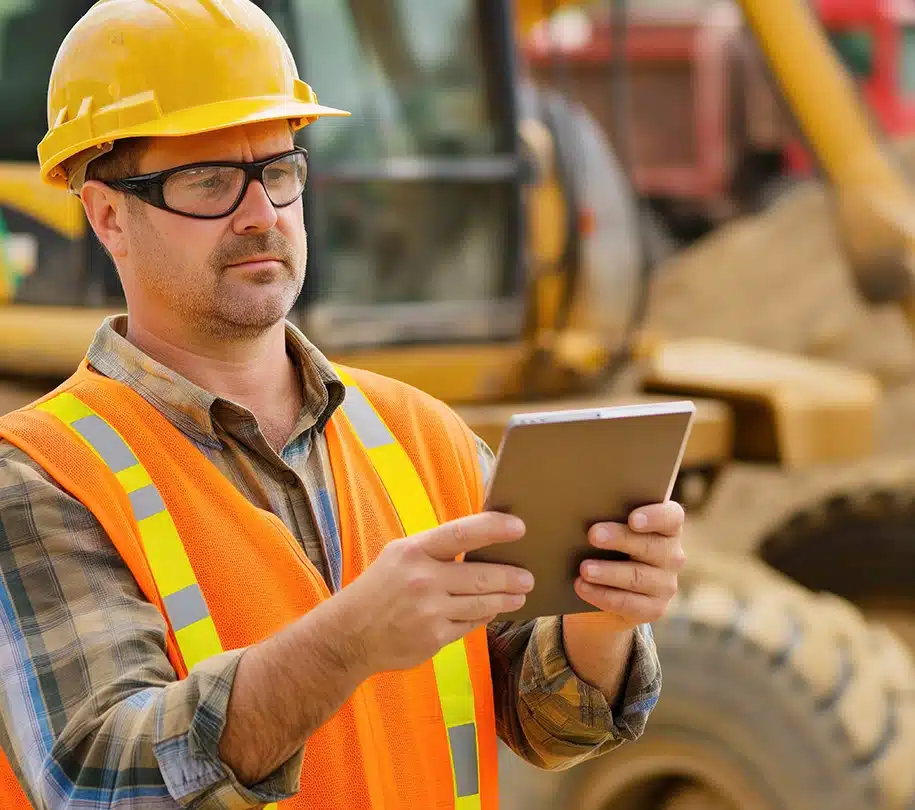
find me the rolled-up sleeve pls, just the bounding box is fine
[0,446,303,810]
[488,616,661,770]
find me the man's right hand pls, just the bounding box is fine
[337,512,533,674]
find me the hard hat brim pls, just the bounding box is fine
[40,97,351,188]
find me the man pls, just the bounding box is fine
[0,1,685,808]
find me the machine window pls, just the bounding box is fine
[281,0,524,346]
[0,0,91,161]
[899,26,915,97]
[0,0,95,307]
[828,28,875,80]
[288,0,501,159]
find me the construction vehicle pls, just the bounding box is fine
[2,1,915,809]
[523,0,915,240]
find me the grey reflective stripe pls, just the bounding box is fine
[129,484,167,522]
[71,415,138,473]
[448,723,479,798]
[341,385,395,449]
[163,584,210,632]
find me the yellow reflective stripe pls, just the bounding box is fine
[365,443,438,536]
[35,393,278,810]
[134,511,197,597]
[35,396,224,660]
[115,462,152,494]
[35,394,286,806]
[36,391,95,424]
[334,365,481,807]
[174,617,225,672]
[433,642,480,803]
[432,639,477,727]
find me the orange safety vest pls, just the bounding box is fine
[0,359,499,809]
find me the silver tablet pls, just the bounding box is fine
[465,400,695,622]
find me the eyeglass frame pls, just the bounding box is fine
[101,146,309,220]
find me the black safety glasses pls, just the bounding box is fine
[104,147,308,219]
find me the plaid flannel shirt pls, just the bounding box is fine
[0,315,661,809]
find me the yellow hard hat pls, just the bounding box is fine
[38,0,350,189]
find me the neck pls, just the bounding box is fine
[124,316,298,412]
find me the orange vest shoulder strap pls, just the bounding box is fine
[0,366,164,617]
[0,362,210,676]
[334,364,484,519]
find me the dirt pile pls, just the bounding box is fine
[644,139,915,388]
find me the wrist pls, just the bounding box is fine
[562,615,635,704]
[320,585,377,682]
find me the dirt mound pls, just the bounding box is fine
[644,139,915,388]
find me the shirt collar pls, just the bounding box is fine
[86,315,345,449]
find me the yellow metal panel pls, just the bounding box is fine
[0,305,117,378]
[0,164,86,239]
[641,337,880,467]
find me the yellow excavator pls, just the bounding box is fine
[2,1,915,809]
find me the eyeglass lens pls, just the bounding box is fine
[162,151,307,216]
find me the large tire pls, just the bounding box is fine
[498,557,915,810]
[757,475,915,650]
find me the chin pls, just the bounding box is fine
[207,275,301,331]
[222,292,296,330]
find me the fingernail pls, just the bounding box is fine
[594,526,612,546]
[631,512,648,530]
[506,515,525,533]
[509,594,526,608]
[583,562,599,578]
[518,571,535,590]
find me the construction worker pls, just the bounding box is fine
[0,1,685,808]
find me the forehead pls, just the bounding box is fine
[138,120,296,173]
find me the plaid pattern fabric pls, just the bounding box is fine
[0,315,660,808]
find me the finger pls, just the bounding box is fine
[579,560,677,599]
[589,523,686,570]
[629,501,685,536]
[420,512,526,561]
[574,579,667,623]
[448,592,527,622]
[444,561,535,595]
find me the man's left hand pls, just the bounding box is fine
[574,501,686,630]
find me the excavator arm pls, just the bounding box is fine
[513,0,590,38]
[517,0,915,327]
[733,0,915,318]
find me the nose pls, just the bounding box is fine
[232,178,279,234]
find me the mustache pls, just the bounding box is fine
[211,232,297,271]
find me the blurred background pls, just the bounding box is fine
[5,0,915,808]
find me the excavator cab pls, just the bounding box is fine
[264,0,528,355]
[0,0,651,404]
[0,0,536,384]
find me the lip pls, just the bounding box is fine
[227,257,285,270]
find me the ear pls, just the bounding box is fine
[80,181,130,260]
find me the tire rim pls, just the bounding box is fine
[568,733,778,810]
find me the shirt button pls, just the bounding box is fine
[283,471,298,485]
